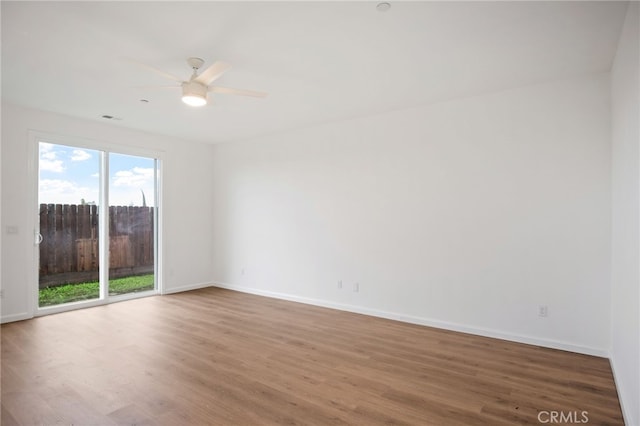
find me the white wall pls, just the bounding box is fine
[610,3,640,425]
[211,73,612,356]
[1,103,215,322]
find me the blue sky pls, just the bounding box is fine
[39,142,156,207]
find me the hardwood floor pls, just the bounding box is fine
[1,287,623,425]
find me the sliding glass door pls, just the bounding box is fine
[37,143,102,306]
[107,153,156,297]
[37,141,159,310]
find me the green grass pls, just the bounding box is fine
[39,274,154,307]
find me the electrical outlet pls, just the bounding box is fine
[353,282,359,292]
[337,280,342,289]
[0,290,4,299]
[538,305,548,317]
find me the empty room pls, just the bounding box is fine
[1,1,638,425]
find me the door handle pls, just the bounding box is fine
[35,232,43,245]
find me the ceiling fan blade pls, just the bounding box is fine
[209,86,268,98]
[124,58,184,83]
[194,61,231,86]
[133,85,181,90]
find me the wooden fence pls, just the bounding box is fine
[39,204,154,288]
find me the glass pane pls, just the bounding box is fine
[38,142,101,307]
[108,153,156,296]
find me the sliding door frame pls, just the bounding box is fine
[27,131,164,317]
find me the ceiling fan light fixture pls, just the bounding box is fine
[181,81,207,107]
[376,2,391,12]
[182,94,207,107]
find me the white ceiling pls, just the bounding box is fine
[1,1,629,144]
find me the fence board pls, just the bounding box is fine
[46,204,56,275]
[68,204,77,274]
[55,204,63,275]
[109,235,134,268]
[76,238,97,272]
[39,204,49,275]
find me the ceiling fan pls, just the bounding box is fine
[134,57,267,107]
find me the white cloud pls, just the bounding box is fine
[71,149,91,161]
[40,179,77,193]
[39,158,65,173]
[40,142,55,154]
[110,167,155,206]
[112,167,154,187]
[41,151,57,160]
[39,179,97,205]
[39,143,65,172]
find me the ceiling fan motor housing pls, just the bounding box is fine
[181,80,208,106]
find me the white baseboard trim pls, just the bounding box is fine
[212,282,608,358]
[1,311,33,324]
[609,355,636,426]
[162,281,213,295]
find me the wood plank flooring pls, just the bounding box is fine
[1,287,624,425]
